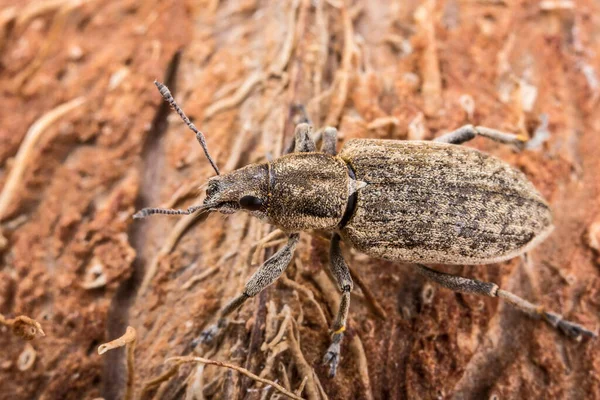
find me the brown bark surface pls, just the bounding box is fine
[1,1,599,399]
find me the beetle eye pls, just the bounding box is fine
[239,195,264,211]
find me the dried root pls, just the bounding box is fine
[0,314,45,340]
[286,320,323,400]
[268,0,301,77]
[204,72,265,119]
[12,0,87,90]
[348,335,373,400]
[140,209,209,293]
[279,274,328,327]
[325,4,354,127]
[97,326,137,400]
[182,265,220,291]
[140,363,182,398]
[166,356,304,400]
[347,264,387,320]
[249,229,286,266]
[414,0,443,116]
[367,116,400,131]
[0,97,86,245]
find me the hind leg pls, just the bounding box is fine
[414,263,596,339]
[434,124,527,147]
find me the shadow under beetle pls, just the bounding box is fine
[135,81,596,377]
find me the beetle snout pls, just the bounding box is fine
[202,163,270,214]
[203,178,234,208]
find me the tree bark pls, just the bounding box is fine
[0,1,599,399]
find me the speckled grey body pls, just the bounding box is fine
[204,139,553,265]
[338,139,553,264]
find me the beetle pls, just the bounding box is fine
[135,81,596,377]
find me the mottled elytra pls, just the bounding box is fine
[136,81,596,378]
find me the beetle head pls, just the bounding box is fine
[203,163,270,219]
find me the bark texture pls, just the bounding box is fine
[0,1,599,399]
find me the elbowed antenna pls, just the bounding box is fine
[154,80,220,175]
[133,205,206,219]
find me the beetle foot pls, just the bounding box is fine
[323,341,341,378]
[544,312,597,340]
[192,319,226,348]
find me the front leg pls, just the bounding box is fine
[195,233,300,345]
[435,124,527,147]
[323,233,354,377]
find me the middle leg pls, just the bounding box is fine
[434,124,527,147]
[323,233,354,377]
[414,263,596,339]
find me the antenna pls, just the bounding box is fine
[133,205,205,219]
[154,81,220,175]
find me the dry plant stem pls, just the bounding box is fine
[97,326,136,400]
[313,371,329,400]
[12,0,85,90]
[349,335,373,400]
[0,314,45,340]
[279,274,329,327]
[182,265,220,290]
[258,341,289,384]
[269,0,301,77]
[140,364,182,398]
[222,125,249,172]
[166,356,304,400]
[367,116,400,130]
[15,0,74,27]
[265,300,280,345]
[280,362,292,391]
[347,263,387,319]
[266,306,292,349]
[313,0,328,98]
[414,0,443,116]
[140,208,208,293]
[0,7,16,51]
[311,270,340,314]
[295,376,308,396]
[539,0,575,10]
[286,320,323,400]
[250,229,286,265]
[204,72,264,119]
[185,364,205,400]
[0,96,86,221]
[325,4,354,126]
[163,180,206,209]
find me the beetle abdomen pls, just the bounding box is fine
[338,139,553,264]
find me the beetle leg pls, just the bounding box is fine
[284,123,317,154]
[323,233,354,377]
[434,124,528,148]
[320,127,338,155]
[415,264,597,340]
[194,234,300,346]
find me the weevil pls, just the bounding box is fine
[135,81,596,377]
